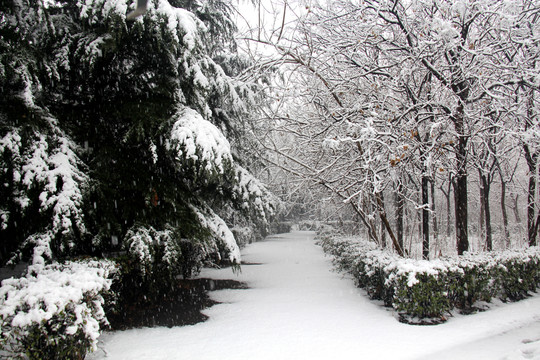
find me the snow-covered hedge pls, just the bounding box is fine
[318,234,540,324]
[0,260,117,359]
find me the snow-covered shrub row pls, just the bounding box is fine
[0,259,117,359]
[318,234,540,324]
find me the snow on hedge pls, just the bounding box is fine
[0,259,117,358]
[319,234,540,323]
[168,107,232,174]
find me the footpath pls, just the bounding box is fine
[90,231,540,360]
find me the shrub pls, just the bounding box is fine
[0,259,117,359]
[318,234,540,324]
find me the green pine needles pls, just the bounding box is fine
[0,0,275,286]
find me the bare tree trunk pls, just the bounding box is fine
[527,170,537,246]
[501,179,510,247]
[479,169,485,244]
[422,176,430,259]
[524,89,538,247]
[512,194,521,224]
[376,192,404,257]
[395,182,404,252]
[431,179,438,240]
[441,178,452,239]
[379,193,386,246]
[480,174,492,251]
[524,145,538,247]
[454,102,469,255]
[349,197,379,244]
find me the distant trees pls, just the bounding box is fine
[258,0,540,257]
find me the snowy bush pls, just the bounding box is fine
[0,259,117,359]
[319,234,540,324]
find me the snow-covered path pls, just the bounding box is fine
[90,231,540,360]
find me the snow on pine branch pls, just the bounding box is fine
[191,205,241,263]
[78,0,128,24]
[21,132,88,237]
[168,107,232,174]
[78,0,204,50]
[123,226,179,273]
[0,127,88,262]
[233,165,277,222]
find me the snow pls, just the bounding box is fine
[191,206,241,263]
[89,232,540,360]
[168,107,232,174]
[233,165,277,221]
[1,128,88,262]
[1,259,116,355]
[154,0,204,50]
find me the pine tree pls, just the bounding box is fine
[0,0,276,283]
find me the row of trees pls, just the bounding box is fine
[254,0,540,258]
[0,0,276,280]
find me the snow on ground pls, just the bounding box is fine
[89,231,540,360]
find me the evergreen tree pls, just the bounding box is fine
[0,0,276,282]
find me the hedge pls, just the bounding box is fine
[318,234,540,324]
[0,260,117,359]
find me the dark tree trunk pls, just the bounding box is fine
[479,170,485,242]
[442,179,452,239]
[376,192,404,256]
[524,144,538,247]
[528,172,537,246]
[454,174,469,255]
[501,179,510,247]
[524,89,538,247]
[395,182,404,252]
[379,193,386,246]
[480,174,492,251]
[422,176,430,259]
[431,179,438,240]
[453,101,469,255]
[348,195,379,244]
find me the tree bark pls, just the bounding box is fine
[454,103,469,255]
[479,170,485,242]
[431,179,438,240]
[480,174,492,251]
[422,176,430,259]
[524,88,538,247]
[524,144,538,246]
[528,171,537,246]
[512,194,521,224]
[441,178,452,239]
[376,192,404,257]
[395,182,404,252]
[501,179,510,247]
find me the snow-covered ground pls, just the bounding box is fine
[89,231,540,360]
